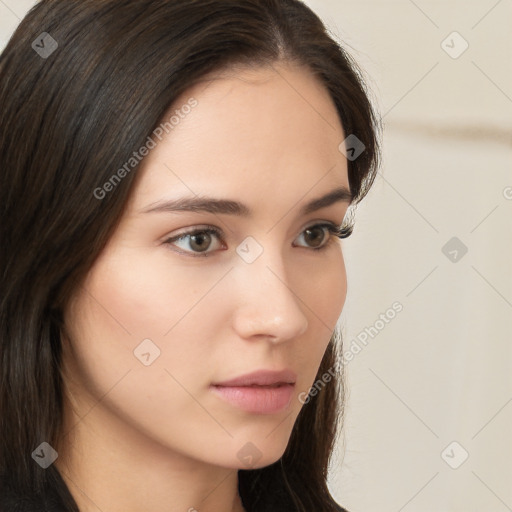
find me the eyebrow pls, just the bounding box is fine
[140,186,353,217]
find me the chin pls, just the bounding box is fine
[227,438,290,472]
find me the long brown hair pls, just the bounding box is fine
[0,0,380,510]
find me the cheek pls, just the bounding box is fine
[63,246,230,394]
[310,252,347,353]
[290,250,347,373]
[61,253,232,455]
[302,250,347,330]
[78,245,224,340]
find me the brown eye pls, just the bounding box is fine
[164,226,225,256]
[304,226,328,248]
[294,223,341,251]
[187,232,213,252]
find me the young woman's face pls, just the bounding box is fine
[61,62,351,471]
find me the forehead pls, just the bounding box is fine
[128,62,349,217]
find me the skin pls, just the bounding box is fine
[56,60,351,512]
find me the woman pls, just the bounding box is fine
[0,0,380,510]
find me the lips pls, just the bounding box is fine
[212,369,297,387]
[210,369,297,414]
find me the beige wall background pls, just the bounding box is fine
[302,2,512,511]
[1,1,511,511]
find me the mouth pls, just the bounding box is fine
[210,382,296,414]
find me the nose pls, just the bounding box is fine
[230,246,309,344]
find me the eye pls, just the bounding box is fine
[164,225,225,257]
[294,222,352,251]
[163,222,353,257]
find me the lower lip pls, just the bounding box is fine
[210,384,295,414]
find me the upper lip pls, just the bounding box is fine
[212,369,297,387]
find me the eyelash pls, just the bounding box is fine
[163,222,353,258]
